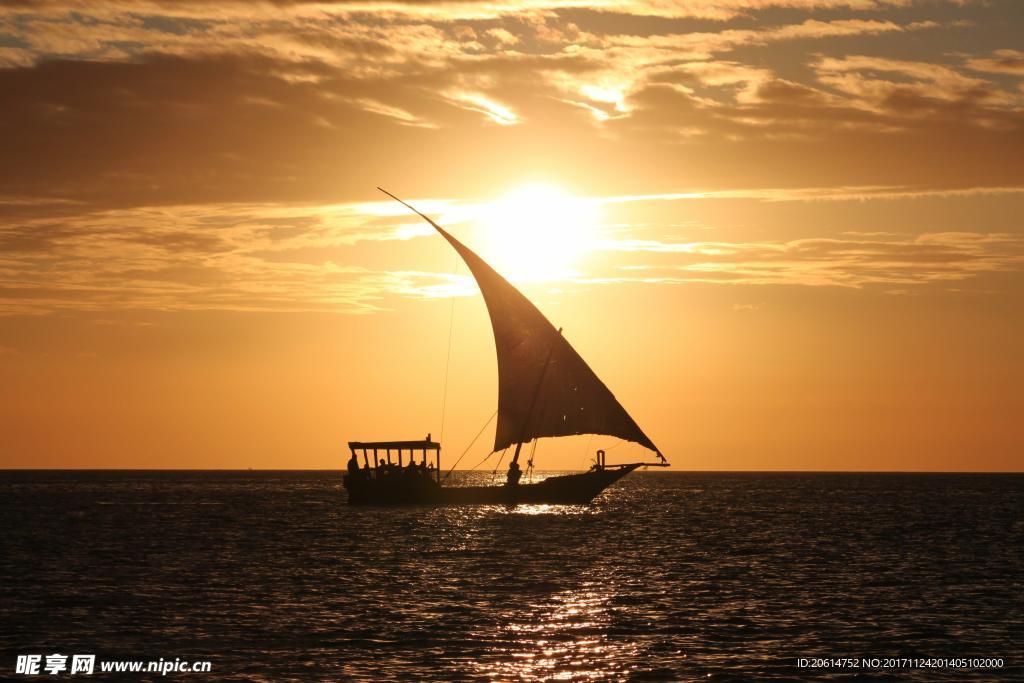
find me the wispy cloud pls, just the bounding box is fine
[2,193,1022,316]
[597,185,1024,203]
[443,91,520,125]
[352,98,438,128]
[0,201,467,315]
[591,232,1024,289]
[814,54,1018,110]
[1,0,1021,209]
[966,49,1024,76]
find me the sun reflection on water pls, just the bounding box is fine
[474,583,640,681]
[499,504,596,516]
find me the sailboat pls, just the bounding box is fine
[343,188,668,505]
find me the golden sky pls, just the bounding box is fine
[1,0,1021,471]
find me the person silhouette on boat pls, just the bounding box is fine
[506,461,522,487]
[404,457,418,478]
[347,452,361,479]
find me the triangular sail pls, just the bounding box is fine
[381,189,663,461]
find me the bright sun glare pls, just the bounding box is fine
[478,184,600,283]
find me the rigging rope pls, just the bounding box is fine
[491,447,509,484]
[526,439,539,482]
[580,433,595,470]
[442,408,498,481]
[466,445,504,473]
[438,256,458,444]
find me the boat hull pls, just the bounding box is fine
[344,465,640,505]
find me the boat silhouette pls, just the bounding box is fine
[343,188,667,505]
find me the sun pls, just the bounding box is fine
[477,183,599,283]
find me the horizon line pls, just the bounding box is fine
[1,468,1021,475]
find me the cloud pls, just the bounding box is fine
[0,199,481,315]
[592,18,915,61]
[352,98,439,128]
[590,232,1024,289]
[0,1,970,25]
[0,50,535,208]
[966,49,1024,76]
[0,0,1021,211]
[540,17,940,119]
[814,54,1006,105]
[613,185,1024,203]
[2,191,1022,317]
[442,91,520,124]
[485,27,520,46]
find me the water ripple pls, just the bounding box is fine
[1,471,1021,680]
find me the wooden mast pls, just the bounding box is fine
[507,328,561,485]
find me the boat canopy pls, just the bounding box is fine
[348,438,442,483]
[348,439,440,451]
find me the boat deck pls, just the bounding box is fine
[344,465,643,505]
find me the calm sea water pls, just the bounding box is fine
[1,471,1021,681]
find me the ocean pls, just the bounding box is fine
[1,471,1021,681]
